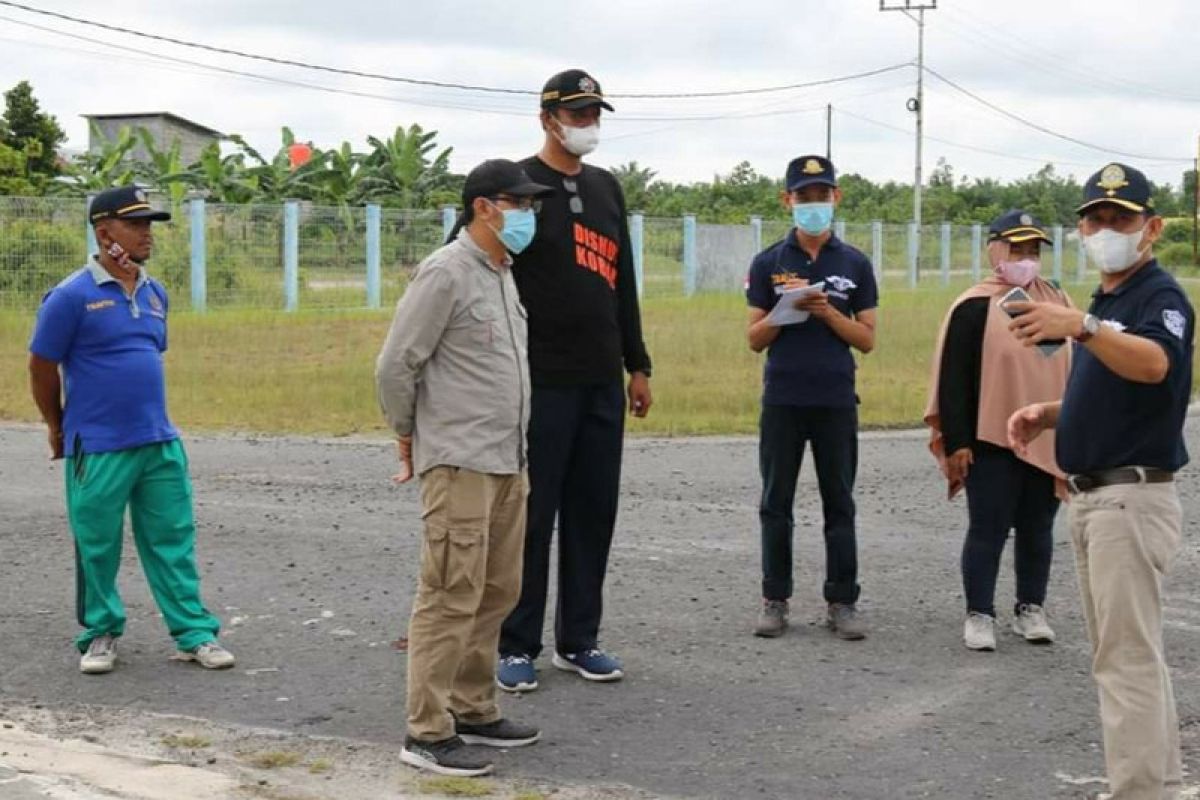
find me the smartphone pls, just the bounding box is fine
[1000,286,1064,356]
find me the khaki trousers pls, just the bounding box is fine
[1069,482,1183,800]
[406,467,528,742]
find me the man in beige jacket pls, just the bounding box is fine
[377,159,552,778]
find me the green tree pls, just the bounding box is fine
[611,161,657,211]
[0,81,66,183]
[231,127,328,203]
[55,123,138,195]
[0,141,36,195]
[360,124,454,207]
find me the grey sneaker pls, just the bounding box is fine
[178,641,236,669]
[455,717,540,748]
[80,634,117,674]
[1012,604,1055,644]
[753,599,789,638]
[827,603,866,640]
[964,612,997,651]
[400,735,493,777]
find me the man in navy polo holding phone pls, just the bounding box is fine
[28,185,233,675]
[1008,163,1193,799]
[745,155,878,641]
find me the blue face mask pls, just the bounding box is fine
[792,201,834,235]
[490,206,536,254]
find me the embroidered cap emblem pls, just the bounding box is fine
[578,76,597,94]
[802,159,824,175]
[1097,164,1128,197]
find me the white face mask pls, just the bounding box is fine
[556,122,600,156]
[1083,226,1148,274]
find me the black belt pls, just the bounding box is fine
[1066,467,1174,495]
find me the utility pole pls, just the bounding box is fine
[825,103,833,160]
[881,0,937,273]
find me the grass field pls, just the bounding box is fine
[1,282,1193,438]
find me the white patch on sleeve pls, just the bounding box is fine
[1163,309,1186,339]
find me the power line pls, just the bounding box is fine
[611,64,912,99]
[835,108,1098,168]
[0,0,911,101]
[3,14,877,124]
[938,5,1200,105]
[922,66,1192,163]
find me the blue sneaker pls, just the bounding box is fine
[551,649,624,682]
[496,654,537,693]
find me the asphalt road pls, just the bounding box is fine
[3,423,1199,800]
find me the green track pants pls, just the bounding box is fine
[65,439,220,653]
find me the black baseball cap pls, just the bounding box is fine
[461,160,554,209]
[785,155,837,192]
[540,69,614,112]
[89,185,171,224]
[1077,162,1156,216]
[988,209,1053,245]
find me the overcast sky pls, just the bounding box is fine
[1,0,1198,190]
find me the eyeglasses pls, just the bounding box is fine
[563,178,583,214]
[491,195,542,213]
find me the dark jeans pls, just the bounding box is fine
[962,444,1059,617]
[759,404,860,605]
[499,383,625,659]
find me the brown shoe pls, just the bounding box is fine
[827,603,866,640]
[753,599,789,638]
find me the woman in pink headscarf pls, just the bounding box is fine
[924,210,1073,652]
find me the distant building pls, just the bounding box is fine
[82,112,223,165]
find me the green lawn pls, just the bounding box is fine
[2,283,1193,438]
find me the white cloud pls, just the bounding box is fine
[1,0,1197,195]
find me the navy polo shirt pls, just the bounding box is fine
[1057,260,1193,474]
[746,231,879,408]
[29,259,178,457]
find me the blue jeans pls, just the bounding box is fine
[758,404,860,604]
[961,444,1059,617]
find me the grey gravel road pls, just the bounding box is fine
[3,423,1199,800]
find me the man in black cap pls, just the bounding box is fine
[378,160,552,776]
[28,185,234,675]
[745,155,878,641]
[496,68,652,692]
[1007,163,1192,799]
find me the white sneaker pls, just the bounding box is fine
[1012,604,1055,644]
[964,613,996,651]
[80,634,117,674]
[178,641,236,669]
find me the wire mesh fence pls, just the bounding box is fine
[0,196,88,311]
[0,195,1162,313]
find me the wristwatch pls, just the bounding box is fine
[1078,313,1100,343]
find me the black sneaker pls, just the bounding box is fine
[400,735,493,777]
[456,717,540,748]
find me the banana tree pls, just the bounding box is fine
[135,127,190,208]
[53,123,137,195]
[360,124,453,207]
[232,127,327,203]
[178,141,259,204]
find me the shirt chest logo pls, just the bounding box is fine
[826,275,857,293]
[86,299,116,312]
